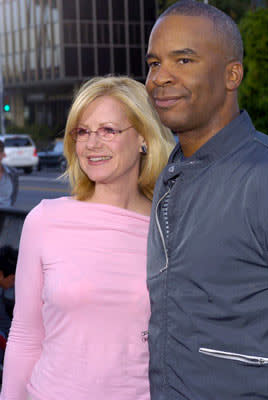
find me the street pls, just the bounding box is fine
[14,169,70,212]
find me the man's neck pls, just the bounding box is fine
[178,109,240,158]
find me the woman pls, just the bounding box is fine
[0,76,174,400]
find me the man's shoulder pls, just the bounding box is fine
[251,130,268,166]
[253,130,268,149]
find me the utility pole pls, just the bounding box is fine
[0,50,5,135]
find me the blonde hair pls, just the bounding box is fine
[64,75,175,201]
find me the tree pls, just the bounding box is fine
[209,0,251,21]
[239,9,268,133]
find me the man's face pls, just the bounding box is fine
[146,15,228,133]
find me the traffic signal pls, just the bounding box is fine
[3,104,10,112]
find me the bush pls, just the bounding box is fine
[239,9,268,134]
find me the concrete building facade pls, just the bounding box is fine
[0,0,157,130]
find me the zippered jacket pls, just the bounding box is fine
[147,111,268,400]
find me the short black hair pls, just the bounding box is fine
[159,0,243,62]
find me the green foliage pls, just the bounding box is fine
[239,9,268,133]
[6,123,64,150]
[209,0,251,22]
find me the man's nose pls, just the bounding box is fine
[152,66,174,87]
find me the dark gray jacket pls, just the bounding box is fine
[147,111,268,400]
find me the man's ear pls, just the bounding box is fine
[225,61,243,91]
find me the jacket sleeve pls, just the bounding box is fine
[0,204,45,400]
[10,168,18,206]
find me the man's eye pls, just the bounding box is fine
[147,61,160,68]
[178,58,191,64]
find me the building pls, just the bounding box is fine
[0,0,158,130]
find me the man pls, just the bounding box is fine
[0,140,18,207]
[145,1,268,399]
[0,246,17,366]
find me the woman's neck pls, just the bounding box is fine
[87,183,151,216]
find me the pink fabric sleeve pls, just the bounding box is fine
[1,204,45,400]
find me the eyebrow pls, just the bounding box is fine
[145,48,199,61]
[78,121,118,128]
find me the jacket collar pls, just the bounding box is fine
[164,111,255,183]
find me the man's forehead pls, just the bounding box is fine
[153,14,216,38]
[148,15,221,55]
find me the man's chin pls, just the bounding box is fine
[157,113,187,132]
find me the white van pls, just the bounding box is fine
[0,134,39,174]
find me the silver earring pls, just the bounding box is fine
[141,144,147,155]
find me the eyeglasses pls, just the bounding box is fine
[70,126,133,142]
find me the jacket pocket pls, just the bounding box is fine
[199,347,268,366]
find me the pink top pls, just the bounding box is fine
[1,197,150,400]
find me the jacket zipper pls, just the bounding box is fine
[155,188,171,273]
[199,347,268,366]
[141,330,149,342]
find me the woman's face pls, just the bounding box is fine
[75,96,144,189]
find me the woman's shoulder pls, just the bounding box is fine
[27,197,150,227]
[25,197,71,224]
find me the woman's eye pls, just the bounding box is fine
[77,128,87,136]
[103,127,115,134]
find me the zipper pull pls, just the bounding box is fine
[141,330,149,342]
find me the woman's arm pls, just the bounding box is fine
[1,204,45,400]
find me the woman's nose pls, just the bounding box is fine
[85,131,102,148]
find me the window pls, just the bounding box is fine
[130,48,142,76]
[80,23,94,44]
[144,1,156,21]
[96,0,108,20]
[112,0,124,20]
[128,1,140,21]
[81,47,95,76]
[79,0,93,20]
[129,23,140,45]
[62,2,76,19]
[64,47,78,76]
[114,48,127,74]
[98,48,110,74]
[5,137,32,147]
[144,23,153,43]
[113,23,125,44]
[97,23,109,44]
[63,22,77,44]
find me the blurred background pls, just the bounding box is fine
[0,0,267,211]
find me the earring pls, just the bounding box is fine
[141,144,147,155]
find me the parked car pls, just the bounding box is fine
[38,141,66,171]
[0,134,39,174]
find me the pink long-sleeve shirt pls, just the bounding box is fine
[1,197,151,400]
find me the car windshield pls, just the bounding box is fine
[5,137,32,147]
[53,142,63,152]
